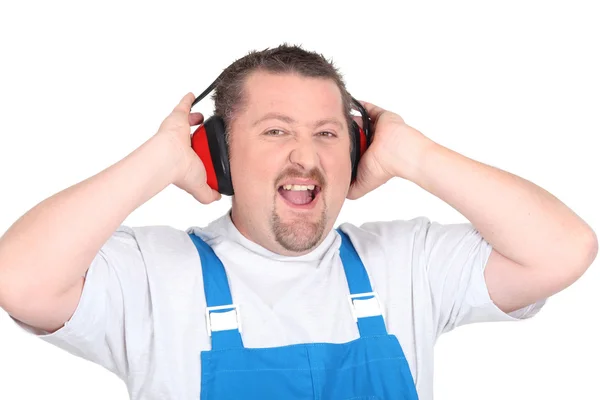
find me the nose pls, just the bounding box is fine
[288,135,320,172]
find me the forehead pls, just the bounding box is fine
[240,70,345,119]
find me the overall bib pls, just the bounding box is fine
[189,230,419,399]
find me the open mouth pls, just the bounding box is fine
[277,184,322,208]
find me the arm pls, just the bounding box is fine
[0,93,220,333]
[348,100,597,315]
[407,140,598,313]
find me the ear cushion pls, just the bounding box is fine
[191,116,234,196]
[350,120,368,182]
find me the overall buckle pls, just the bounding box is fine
[205,304,242,337]
[348,292,384,322]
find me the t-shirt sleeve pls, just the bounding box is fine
[10,225,151,380]
[416,217,546,337]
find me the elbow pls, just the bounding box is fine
[544,227,599,293]
[565,226,598,281]
[580,227,598,271]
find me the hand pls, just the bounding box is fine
[347,101,432,200]
[154,92,221,204]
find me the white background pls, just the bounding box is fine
[1,1,599,399]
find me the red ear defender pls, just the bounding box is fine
[349,97,372,183]
[358,125,368,158]
[190,115,233,196]
[191,124,219,192]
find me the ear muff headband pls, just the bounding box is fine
[190,74,371,195]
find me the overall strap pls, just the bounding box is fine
[337,229,388,337]
[189,233,243,350]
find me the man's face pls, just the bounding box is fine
[228,70,352,256]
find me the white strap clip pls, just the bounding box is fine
[348,292,384,322]
[205,304,242,337]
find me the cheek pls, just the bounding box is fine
[324,147,352,179]
[230,145,282,201]
[322,148,353,200]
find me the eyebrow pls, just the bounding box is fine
[252,112,344,130]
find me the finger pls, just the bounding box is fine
[189,112,204,126]
[346,166,371,200]
[191,183,222,204]
[190,157,222,203]
[347,179,369,200]
[347,174,383,200]
[357,100,386,123]
[172,92,196,114]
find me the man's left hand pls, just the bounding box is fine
[347,101,433,200]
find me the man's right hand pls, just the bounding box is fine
[155,92,222,204]
[0,92,222,333]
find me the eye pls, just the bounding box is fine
[317,131,337,138]
[264,129,285,136]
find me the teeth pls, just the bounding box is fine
[282,184,316,191]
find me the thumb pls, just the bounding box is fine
[172,92,195,115]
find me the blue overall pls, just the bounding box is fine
[189,230,419,399]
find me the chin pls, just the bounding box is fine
[270,209,327,253]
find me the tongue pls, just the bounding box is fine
[280,189,313,205]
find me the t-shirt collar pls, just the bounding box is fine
[192,209,339,263]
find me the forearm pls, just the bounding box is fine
[0,134,179,303]
[408,139,597,274]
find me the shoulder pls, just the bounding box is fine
[340,217,480,248]
[337,216,433,247]
[117,224,210,248]
[98,224,207,268]
[332,217,435,273]
[335,216,481,268]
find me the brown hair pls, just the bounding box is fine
[211,43,355,148]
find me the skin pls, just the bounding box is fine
[227,70,353,256]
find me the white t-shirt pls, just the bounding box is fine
[14,210,545,400]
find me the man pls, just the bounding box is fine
[0,44,596,399]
